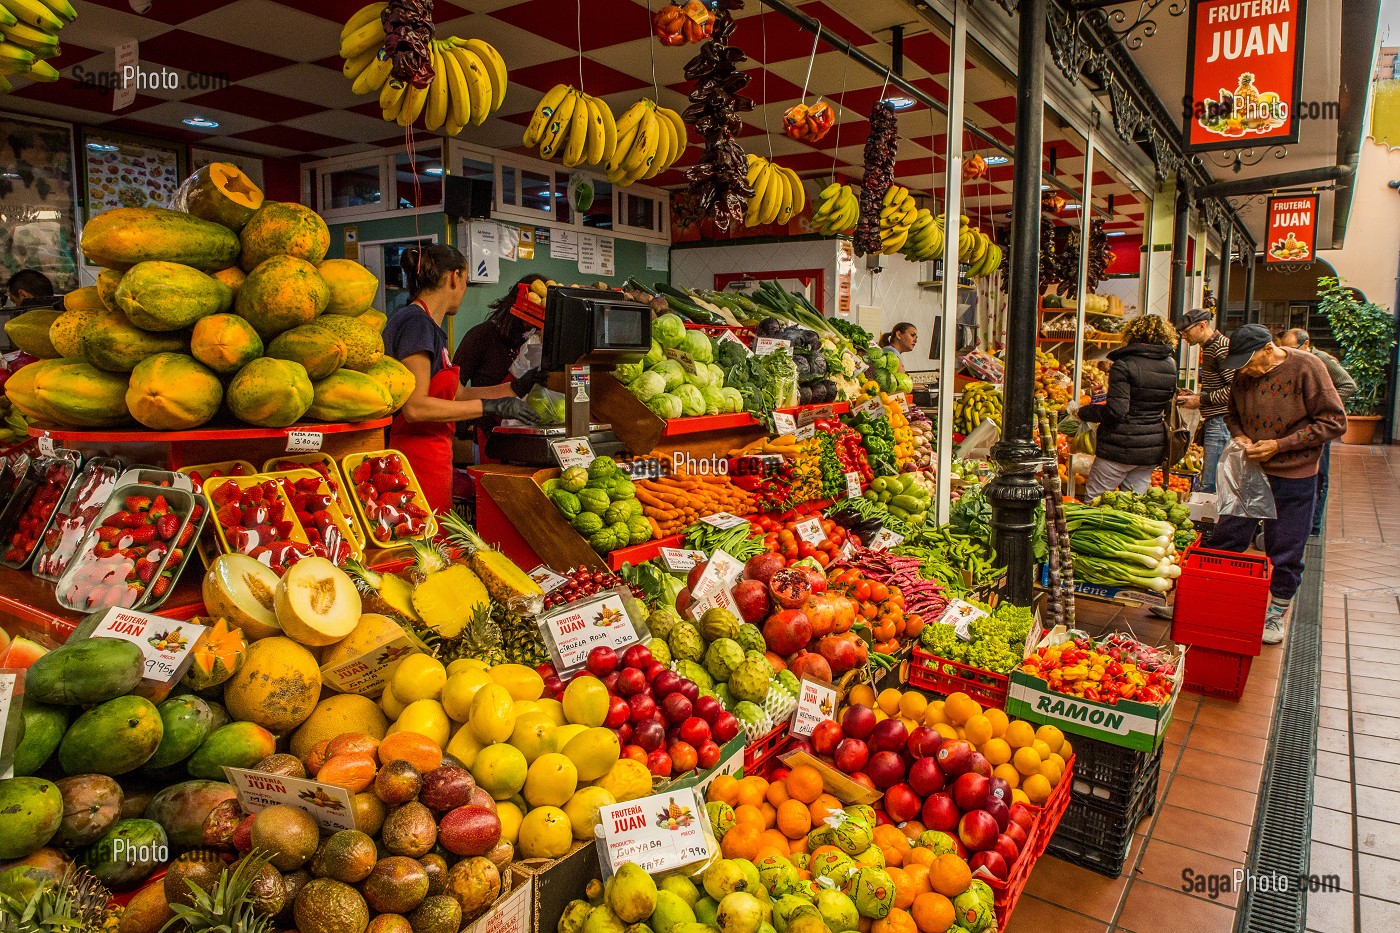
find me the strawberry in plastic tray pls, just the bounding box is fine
[346,452,434,545]
[206,477,313,575]
[0,457,76,568]
[32,460,121,580]
[182,460,254,494]
[57,489,191,612]
[273,472,360,566]
[267,456,366,548]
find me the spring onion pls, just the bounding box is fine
[1072,554,1175,592]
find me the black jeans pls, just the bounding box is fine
[1210,472,1317,601]
[1312,442,1331,536]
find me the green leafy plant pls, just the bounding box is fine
[162,852,277,933]
[1318,276,1398,416]
[0,865,111,933]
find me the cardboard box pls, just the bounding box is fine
[465,866,533,933]
[778,750,882,805]
[529,840,600,933]
[1187,492,1218,522]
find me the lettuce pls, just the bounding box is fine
[631,370,667,401]
[682,330,714,363]
[644,339,664,367]
[614,359,645,384]
[720,387,744,413]
[708,362,726,387]
[651,359,686,391]
[701,385,726,415]
[646,392,683,420]
[653,313,687,349]
[687,363,713,388]
[674,383,706,417]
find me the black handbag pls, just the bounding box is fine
[1163,397,1190,473]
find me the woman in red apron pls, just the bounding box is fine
[382,245,541,514]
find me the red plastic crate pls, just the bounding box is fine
[1182,645,1253,701]
[1172,547,1271,656]
[909,646,1010,710]
[990,754,1075,929]
[745,724,789,773]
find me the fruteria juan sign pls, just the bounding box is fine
[1185,0,1307,150]
[1264,194,1319,264]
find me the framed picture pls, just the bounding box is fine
[0,112,79,293]
[80,128,184,216]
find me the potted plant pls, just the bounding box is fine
[1318,276,1398,444]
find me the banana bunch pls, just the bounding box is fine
[744,155,805,227]
[811,182,859,235]
[0,0,76,93]
[899,209,945,262]
[956,217,1005,278]
[340,3,508,134]
[604,99,686,184]
[522,85,625,169]
[954,381,1004,435]
[877,184,919,254]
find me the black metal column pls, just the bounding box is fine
[986,0,1047,606]
[1243,253,1257,324]
[1218,224,1232,321]
[1170,182,1191,322]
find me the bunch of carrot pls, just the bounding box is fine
[635,474,758,536]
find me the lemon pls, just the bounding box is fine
[1004,720,1036,749]
[1023,773,1052,804]
[982,738,1012,767]
[964,714,993,746]
[985,708,1009,738]
[877,688,903,715]
[992,763,1021,789]
[1034,724,1065,753]
[496,800,524,845]
[472,742,529,800]
[562,675,610,727]
[490,663,546,701]
[390,698,451,748]
[441,668,493,722]
[391,654,447,703]
[1013,747,1043,777]
[898,692,927,721]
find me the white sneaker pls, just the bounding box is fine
[1262,603,1287,645]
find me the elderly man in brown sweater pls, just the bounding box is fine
[1210,325,1347,644]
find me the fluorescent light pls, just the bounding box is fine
[182,116,219,128]
[424,165,444,176]
[984,155,1009,165]
[86,142,119,152]
[882,96,916,110]
[1064,203,1080,210]
[0,172,18,179]
[1107,231,1129,236]
[1041,184,1049,190]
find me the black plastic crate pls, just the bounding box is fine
[1067,734,1164,805]
[1046,766,1159,878]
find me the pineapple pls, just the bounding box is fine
[438,510,545,615]
[1233,72,1259,104]
[495,603,551,667]
[409,562,490,638]
[0,865,111,933]
[164,854,276,933]
[407,538,451,580]
[442,601,507,666]
[344,559,422,624]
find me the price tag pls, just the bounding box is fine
[773,411,796,436]
[845,472,863,498]
[854,397,886,419]
[0,671,21,779]
[687,549,744,619]
[700,511,747,529]
[664,347,698,375]
[87,608,206,685]
[719,330,751,353]
[795,423,815,441]
[869,528,904,551]
[798,405,833,427]
[527,564,570,594]
[321,625,425,698]
[550,437,597,469]
[790,676,838,737]
[839,537,858,560]
[37,434,54,457]
[285,431,323,453]
[598,788,711,876]
[937,599,990,642]
[889,392,908,408]
[754,337,792,356]
[224,767,357,832]
[795,518,826,545]
[658,548,708,572]
[540,591,639,674]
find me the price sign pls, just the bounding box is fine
[598,788,711,876]
[700,511,747,529]
[773,411,797,436]
[719,331,751,353]
[664,347,698,375]
[869,528,904,551]
[754,337,792,356]
[224,767,356,832]
[322,624,425,698]
[550,437,596,469]
[854,397,886,419]
[798,405,833,427]
[286,431,323,453]
[527,564,570,594]
[795,423,815,441]
[658,548,708,572]
[795,518,826,545]
[839,538,858,560]
[790,676,838,737]
[87,609,206,685]
[37,434,54,457]
[845,472,863,499]
[541,591,639,674]
[889,392,908,408]
[0,671,21,779]
[937,599,990,642]
[687,549,744,620]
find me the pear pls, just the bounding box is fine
[608,863,659,924]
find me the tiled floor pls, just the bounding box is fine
[1003,445,1400,932]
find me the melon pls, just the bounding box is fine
[290,694,390,760]
[273,557,362,647]
[220,637,321,734]
[182,617,247,691]
[319,614,411,674]
[203,554,282,640]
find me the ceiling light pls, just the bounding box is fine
[1041,184,1049,190]
[1107,231,1129,236]
[182,116,219,128]
[0,172,18,179]
[1064,203,1080,210]
[882,96,916,110]
[424,165,444,176]
[984,155,1009,165]
[86,142,119,152]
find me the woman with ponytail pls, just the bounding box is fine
[382,243,540,512]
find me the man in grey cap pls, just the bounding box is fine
[1175,308,1235,493]
[1210,324,1347,644]
[1280,328,1355,536]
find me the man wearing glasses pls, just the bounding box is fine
[1174,308,1235,494]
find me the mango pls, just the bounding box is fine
[125,353,222,430]
[58,696,164,775]
[0,778,64,859]
[115,261,233,331]
[226,357,313,428]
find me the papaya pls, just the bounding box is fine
[236,255,330,340]
[30,359,131,428]
[239,201,330,271]
[307,369,394,423]
[49,306,100,359]
[266,324,348,380]
[211,266,246,297]
[96,269,123,310]
[81,206,241,272]
[144,780,236,850]
[316,259,378,316]
[26,637,146,706]
[125,352,223,430]
[83,819,168,890]
[4,308,63,358]
[11,699,68,776]
[181,617,246,691]
[0,778,64,860]
[186,721,277,780]
[226,357,314,428]
[361,308,387,333]
[364,357,415,411]
[59,695,164,775]
[81,309,187,373]
[3,360,53,420]
[116,261,233,332]
[144,695,215,772]
[308,314,384,371]
[190,313,263,374]
[180,162,264,232]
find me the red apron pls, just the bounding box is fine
[389,341,460,516]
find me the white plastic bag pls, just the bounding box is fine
[1215,438,1276,519]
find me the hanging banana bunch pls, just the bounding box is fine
[743,154,805,227]
[898,209,944,262]
[605,99,686,186]
[522,85,620,169]
[0,0,77,93]
[811,182,860,236]
[877,184,918,254]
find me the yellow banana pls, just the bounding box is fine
[562,88,591,166]
[745,162,772,227]
[0,0,59,32]
[380,78,409,122]
[339,17,384,60]
[0,21,56,54]
[438,46,472,131]
[644,109,673,179]
[342,47,377,80]
[580,95,607,167]
[539,88,577,159]
[0,6,12,27]
[608,122,638,174]
[745,154,766,186]
[351,51,392,96]
[656,106,686,169]
[775,170,796,225]
[783,167,805,216]
[524,83,570,148]
[614,101,648,140]
[424,45,449,131]
[623,108,658,174]
[449,44,492,127]
[340,3,387,43]
[24,57,56,80]
[36,0,72,24]
[759,163,785,224]
[398,80,429,127]
[456,37,507,113]
[593,94,617,167]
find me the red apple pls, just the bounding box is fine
[712,712,740,743]
[834,738,870,773]
[874,809,893,826]
[633,719,666,752]
[841,705,877,741]
[586,646,618,677]
[907,726,942,759]
[694,696,723,724]
[867,751,906,789]
[958,810,1000,852]
[936,740,974,777]
[883,783,923,823]
[984,796,1010,832]
[951,773,990,811]
[604,695,630,728]
[849,772,877,792]
[661,693,692,725]
[869,718,909,753]
[542,675,565,700]
[641,660,665,683]
[993,833,1020,865]
[678,717,711,747]
[669,741,698,774]
[788,738,813,756]
[614,666,646,696]
[921,792,959,832]
[696,739,721,769]
[811,720,844,755]
[646,748,672,777]
[970,850,1008,881]
[1008,802,1036,833]
[616,722,632,746]
[908,757,947,796]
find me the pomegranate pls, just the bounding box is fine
[744,552,786,585]
[732,579,771,624]
[816,633,861,675]
[788,651,832,683]
[769,568,813,610]
[800,595,837,637]
[763,608,812,655]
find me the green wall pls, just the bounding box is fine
[325,212,663,352]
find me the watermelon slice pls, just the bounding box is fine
[1,636,49,670]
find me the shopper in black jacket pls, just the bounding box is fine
[1078,314,1180,498]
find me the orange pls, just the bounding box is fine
[887,868,915,909]
[1013,747,1043,776]
[736,776,769,807]
[873,824,909,851]
[903,862,932,897]
[872,906,916,933]
[984,708,1009,738]
[1004,720,1035,749]
[721,823,762,859]
[982,738,1012,767]
[762,829,790,854]
[755,845,788,864]
[963,714,993,746]
[759,801,777,827]
[766,780,790,807]
[811,844,843,863]
[848,683,876,707]
[906,847,935,868]
[898,692,928,721]
[877,688,903,715]
[1011,788,1030,806]
[943,692,981,725]
[1023,773,1052,804]
[1035,724,1064,753]
[928,853,972,898]
[376,731,443,772]
[911,892,956,933]
[787,766,824,805]
[881,845,904,867]
[789,836,809,855]
[1038,757,1063,785]
[809,792,842,825]
[709,774,740,805]
[932,723,958,741]
[923,701,948,726]
[992,763,1021,790]
[734,804,767,828]
[778,799,812,839]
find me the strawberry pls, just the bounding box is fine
[176,523,196,547]
[189,504,204,522]
[351,461,372,483]
[188,470,205,489]
[393,522,415,539]
[240,486,265,505]
[355,482,378,504]
[124,495,152,513]
[149,495,170,516]
[155,513,180,541]
[127,525,157,545]
[97,525,124,544]
[136,560,158,584]
[93,542,116,558]
[212,482,242,507]
[230,463,248,476]
[305,528,323,546]
[122,511,148,529]
[215,504,243,528]
[295,477,321,493]
[102,511,128,529]
[150,574,172,599]
[383,455,404,473]
[274,520,295,540]
[310,509,334,528]
[375,472,408,493]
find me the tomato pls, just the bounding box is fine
[798,542,817,559]
[869,582,890,603]
[817,539,836,554]
[781,544,798,561]
[853,579,872,602]
[813,551,830,567]
[778,530,796,547]
[821,519,835,535]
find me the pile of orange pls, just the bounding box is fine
[707,764,844,861]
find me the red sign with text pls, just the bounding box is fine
[1185,0,1306,151]
[1264,194,1318,264]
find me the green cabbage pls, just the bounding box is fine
[674,383,705,417]
[653,313,687,349]
[651,359,685,391]
[682,330,714,363]
[720,387,744,413]
[646,392,683,419]
[614,359,645,384]
[644,339,664,366]
[701,385,726,415]
[631,370,666,401]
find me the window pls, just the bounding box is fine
[521,169,552,213]
[394,146,442,209]
[325,163,382,210]
[583,179,613,229]
[613,185,668,240]
[500,165,517,207]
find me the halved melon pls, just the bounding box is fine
[274,556,362,647]
[183,617,248,691]
[181,162,265,232]
[203,554,282,641]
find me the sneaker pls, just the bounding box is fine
[1262,604,1287,645]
